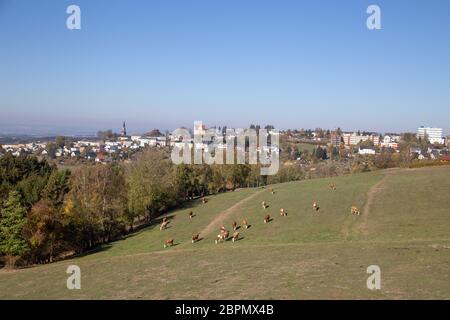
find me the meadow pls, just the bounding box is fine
[1,166,449,299]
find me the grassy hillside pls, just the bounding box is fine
[1,166,449,299]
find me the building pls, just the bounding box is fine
[121,121,127,137]
[330,131,341,148]
[380,135,398,150]
[194,121,206,137]
[343,133,380,146]
[358,148,376,155]
[417,126,444,144]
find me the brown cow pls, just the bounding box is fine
[351,206,360,215]
[312,202,319,212]
[280,208,287,216]
[160,220,169,230]
[222,230,230,240]
[329,183,336,190]
[264,214,271,224]
[164,238,174,248]
[242,219,249,229]
[232,221,238,231]
[232,231,239,242]
[188,211,194,219]
[262,201,268,209]
[215,230,228,244]
[215,234,223,244]
[192,233,200,243]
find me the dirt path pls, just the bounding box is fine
[342,169,399,239]
[357,173,391,234]
[199,189,266,237]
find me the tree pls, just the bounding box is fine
[64,164,127,251]
[55,136,66,149]
[46,142,58,159]
[97,129,114,141]
[144,129,163,137]
[42,170,71,208]
[315,146,327,160]
[0,191,29,265]
[126,149,177,225]
[24,170,71,263]
[26,199,65,263]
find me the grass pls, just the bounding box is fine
[1,166,450,299]
[296,143,318,153]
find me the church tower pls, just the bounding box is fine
[121,121,127,136]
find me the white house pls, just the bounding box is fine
[358,148,376,155]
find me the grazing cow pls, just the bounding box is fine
[232,232,239,242]
[262,201,268,209]
[164,238,174,248]
[222,230,230,240]
[188,211,194,219]
[215,234,223,244]
[215,230,228,244]
[351,206,360,215]
[192,233,200,243]
[264,214,271,224]
[329,183,336,190]
[201,198,207,205]
[160,220,169,230]
[242,219,249,229]
[312,202,319,212]
[232,221,237,231]
[280,208,287,216]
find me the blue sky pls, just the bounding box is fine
[0,0,449,135]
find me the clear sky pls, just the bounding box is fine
[0,0,449,135]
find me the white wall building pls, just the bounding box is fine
[343,133,380,146]
[417,126,444,144]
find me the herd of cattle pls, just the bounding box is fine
[162,184,361,248]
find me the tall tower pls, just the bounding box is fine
[121,121,127,136]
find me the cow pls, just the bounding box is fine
[222,230,230,240]
[329,183,336,190]
[262,201,268,209]
[164,238,174,248]
[351,206,360,215]
[232,221,238,231]
[201,198,208,205]
[264,214,271,224]
[270,188,275,195]
[160,220,169,230]
[232,232,239,242]
[312,202,319,212]
[280,208,287,216]
[215,230,228,244]
[192,233,200,243]
[215,234,223,244]
[242,219,249,229]
[188,211,194,219]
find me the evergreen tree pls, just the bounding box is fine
[0,191,29,257]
